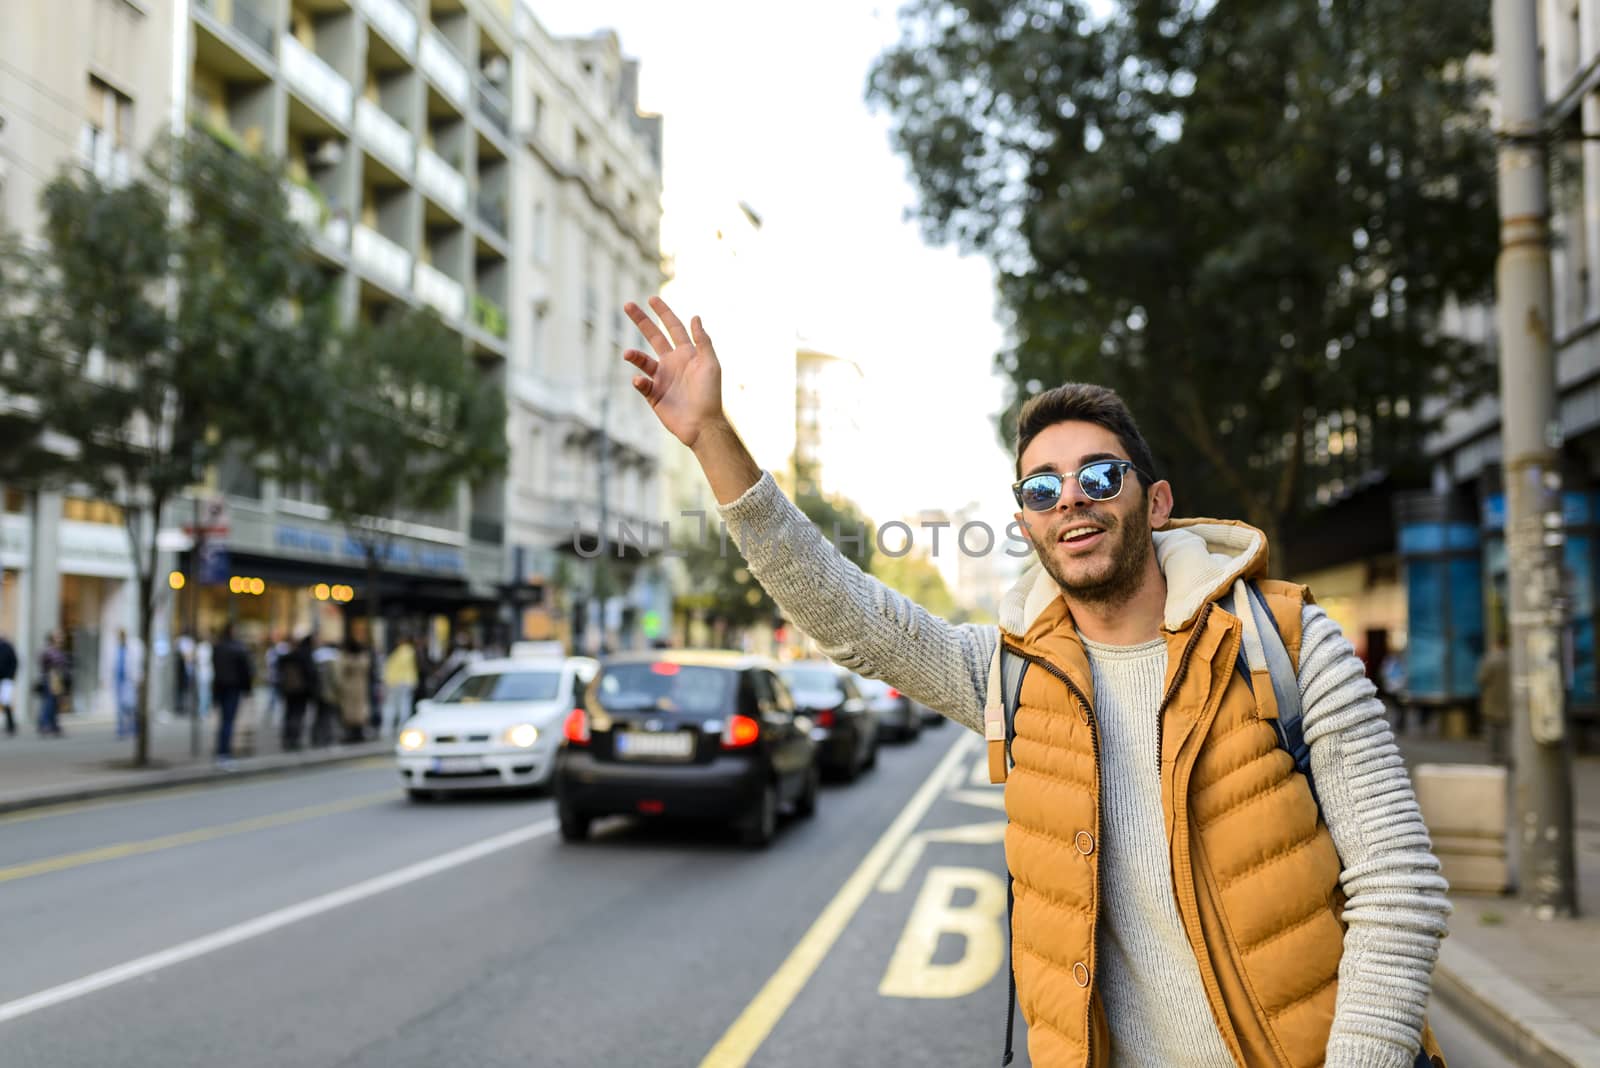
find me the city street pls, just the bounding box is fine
[0,727,1508,1067]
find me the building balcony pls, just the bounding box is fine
[475,194,507,239]
[356,0,416,55]
[416,146,467,215]
[194,0,276,57]
[419,30,470,108]
[471,293,508,340]
[415,261,465,321]
[281,36,353,125]
[355,97,414,172]
[475,76,511,140]
[353,224,413,293]
[285,181,350,251]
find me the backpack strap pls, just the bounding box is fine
[1225,580,1319,813]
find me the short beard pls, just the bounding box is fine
[1032,494,1154,610]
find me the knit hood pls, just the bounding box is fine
[998,517,1270,638]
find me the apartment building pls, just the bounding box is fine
[794,347,866,503]
[506,13,668,653]
[0,0,180,709]
[0,0,670,709]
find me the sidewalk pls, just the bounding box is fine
[1399,731,1600,1067]
[0,704,391,814]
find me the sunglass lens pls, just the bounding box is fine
[1020,474,1063,511]
[1079,462,1123,500]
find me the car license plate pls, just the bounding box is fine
[432,756,482,773]
[615,731,693,760]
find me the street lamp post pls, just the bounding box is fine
[1491,0,1579,917]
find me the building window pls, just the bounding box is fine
[532,201,547,263]
[81,76,133,186]
[529,303,546,374]
[63,496,124,526]
[531,92,545,134]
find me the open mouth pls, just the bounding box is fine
[1058,525,1106,551]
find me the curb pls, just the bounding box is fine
[1432,938,1600,1068]
[0,742,392,815]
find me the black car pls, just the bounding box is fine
[777,661,878,781]
[554,651,819,848]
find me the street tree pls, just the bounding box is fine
[308,309,508,650]
[0,132,337,764]
[873,550,960,621]
[868,0,1498,551]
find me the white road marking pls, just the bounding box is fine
[0,819,556,1025]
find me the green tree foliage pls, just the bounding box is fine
[0,132,337,763]
[307,309,508,642]
[868,0,1498,548]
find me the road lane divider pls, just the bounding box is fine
[0,789,398,885]
[697,730,978,1068]
[0,819,557,1025]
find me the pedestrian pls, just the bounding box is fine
[263,632,289,733]
[174,631,192,717]
[210,623,253,764]
[36,630,68,737]
[380,634,418,737]
[195,632,214,723]
[335,634,372,744]
[310,638,340,747]
[278,632,316,751]
[0,631,17,736]
[622,298,1449,1066]
[1477,636,1511,766]
[107,628,144,740]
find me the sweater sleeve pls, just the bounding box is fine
[1298,605,1451,1068]
[716,471,995,733]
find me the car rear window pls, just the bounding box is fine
[855,678,889,697]
[779,666,838,692]
[439,671,562,703]
[597,664,732,715]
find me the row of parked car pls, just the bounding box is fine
[394,649,945,847]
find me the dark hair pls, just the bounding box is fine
[1014,384,1159,483]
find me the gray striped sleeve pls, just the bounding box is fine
[716,471,994,733]
[1299,604,1451,1068]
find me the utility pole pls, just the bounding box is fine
[1492,0,1578,918]
[595,385,611,656]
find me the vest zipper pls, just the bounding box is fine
[1002,645,1101,1065]
[1154,600,1214,774]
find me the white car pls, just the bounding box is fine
[397,656,598,801]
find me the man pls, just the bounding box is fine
[108,628,144,740]
[622,298,1448,1068]
[36,630,68,737]
[277,632,316,751]
[0,630,17,736]
[210,623,253,764]
[380,635,418,738]
[1477,637,1510,766]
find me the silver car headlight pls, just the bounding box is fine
[503,723,538,748]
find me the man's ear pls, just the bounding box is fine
[1147,481,1174,529]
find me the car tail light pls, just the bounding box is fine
[887,688,901,699]
[815,708,837,728]
[563,708,590,745]
[722,714,761,749]
[638,800,665,814]
[650,662,680,675]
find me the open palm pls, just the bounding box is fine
[622,297,724,448]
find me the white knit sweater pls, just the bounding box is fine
[718,472,1450,1068]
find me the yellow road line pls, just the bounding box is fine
[698,731,977,1068]
[0,789,397,885]
[0,756,391,828]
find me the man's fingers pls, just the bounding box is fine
[623,348,659,378]
[631,374,655,400]
[624,301,672,358]
[649,296,692,347]
[690,316,716,359]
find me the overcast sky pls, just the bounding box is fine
[534,0,1019,531]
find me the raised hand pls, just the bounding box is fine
[622,297,724,449]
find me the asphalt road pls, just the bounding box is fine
[0,726,1511,1067]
